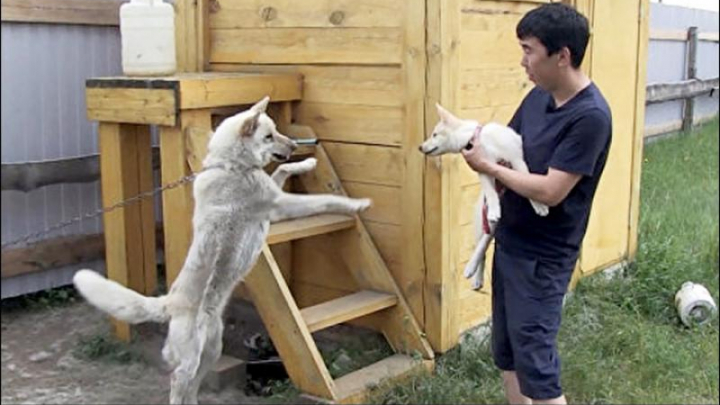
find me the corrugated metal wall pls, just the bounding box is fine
[646,3,719,133]
[1,22,122,298]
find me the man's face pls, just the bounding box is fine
[519,36,561,91]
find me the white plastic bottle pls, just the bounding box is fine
[120,0,176,76]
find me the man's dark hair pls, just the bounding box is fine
[516,3,590,69]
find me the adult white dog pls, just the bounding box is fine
[74,97,371,404]
[419,104,548,290]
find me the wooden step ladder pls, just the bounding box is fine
[238,125,434,404]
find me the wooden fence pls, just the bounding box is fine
[645,27,719,137]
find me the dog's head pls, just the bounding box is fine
[208,96,297,167]
[419,103,476,156]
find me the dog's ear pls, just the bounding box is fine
[436,103,458,125]
[239,112,261,138]
[250,96,270,114]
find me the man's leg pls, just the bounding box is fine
[498,249,574,404]
[492,247,530,405]
[503,371,531,405]
[533,394,567,404]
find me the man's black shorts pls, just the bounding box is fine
[491,244,575,400]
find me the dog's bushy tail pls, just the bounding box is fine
[73,269,170,324]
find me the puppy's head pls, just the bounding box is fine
[419,103,475,156]
[209,96,297,166]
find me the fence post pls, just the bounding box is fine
[682,26,698,132]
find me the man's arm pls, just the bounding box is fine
[462,109,610,207]
[463,153,581,207]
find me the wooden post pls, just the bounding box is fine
[159,110,213,286]
[98,123,157,341]
[682,26,698,133]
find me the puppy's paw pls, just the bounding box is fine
[463,260,479,279]
[487,209,501,223]
[531,201,549,216]
[471,271,484,290]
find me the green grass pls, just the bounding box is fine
[371,117,720,404]
[1,285,79,311]
[73,332,146,364]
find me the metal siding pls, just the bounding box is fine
[1,22,122,298]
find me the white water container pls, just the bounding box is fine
[675,282,717,327]
[120,0,176,76]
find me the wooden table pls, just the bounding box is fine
[85,72,302,340]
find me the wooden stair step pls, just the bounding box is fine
[301,290,397,333]
[333,354,432,404]
[267,214,355,245]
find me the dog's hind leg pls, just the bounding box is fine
[270,158,317,188]
[480,175,501,223]
[186,317,224,404]
[508,157,549,216]
[464,230,495,290]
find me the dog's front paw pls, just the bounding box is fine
[299,157,317,172]
[351,198,372,212]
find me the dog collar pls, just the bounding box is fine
[465,125,483,150]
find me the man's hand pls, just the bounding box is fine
[461,132,495,174]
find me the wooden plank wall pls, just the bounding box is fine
[208,0,429,328]
[454,0,548,335]
[452,0,647,336]
[579,0,641,274]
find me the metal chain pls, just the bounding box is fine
[1,169,209,251]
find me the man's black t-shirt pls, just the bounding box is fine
[496,83,612,262]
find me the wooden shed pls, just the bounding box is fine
[85,0,649,402]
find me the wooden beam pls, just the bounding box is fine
[629,0,650,262]
[649,28,720,43]
[1,147,160,192]
[644,113,719,138]
[645,77,719,104]
[1,233,104,279]
[699,32,720,42]
[1,0,124,26]
[99,123,157,341]
[1,227,164,279]
[682,27,698,132]
[86,87,178,126]
[86,73,303,115]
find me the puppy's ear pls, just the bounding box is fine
[240,112,261,138]
[250,96,270,114]
[436,103,457,124]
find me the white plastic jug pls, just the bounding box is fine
[675,282,717,327]
[120,0,176,76]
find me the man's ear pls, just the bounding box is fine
[557,46,572,67]
[240,112,261,138]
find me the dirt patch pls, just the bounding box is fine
[1,291,392,404]
[1,297,284,404]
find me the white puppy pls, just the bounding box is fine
[419,104,548,290]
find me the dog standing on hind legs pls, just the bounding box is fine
[419,103,549,290]
[73,96,371,404]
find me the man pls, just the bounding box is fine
[461,3,612,404]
